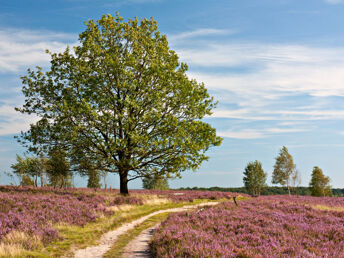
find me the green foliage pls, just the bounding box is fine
[87,169,101,189]
[20,175,35,186]
[309,166,332,197]
[243,160,267,196]
[16,13,222,194]
[272,146,296,195]
[11,155,46,186]
[142,174,169,190]
[46,149,72,188]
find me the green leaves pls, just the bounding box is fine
[309,166,332,197]
[272,146,296,194]
[16,13,222,193]
[243,160,267,196]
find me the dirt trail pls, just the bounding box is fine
[122,224,160,258]
[73,202,218,258]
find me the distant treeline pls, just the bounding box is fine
[177,186,344,197]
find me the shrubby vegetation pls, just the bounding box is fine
[151,196,344,257]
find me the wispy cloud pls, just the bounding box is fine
[218,126,309,139]
[174,40,344,127]
[218,129,265,139]
[169,29,232,41]
[0,28,75,136]
[325,0,343,4]
[0,105,38,136]
[0,28,76,72]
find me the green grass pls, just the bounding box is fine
[103,212,170,258]
[21,198,221,257]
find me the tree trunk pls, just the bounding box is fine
[119,171,129,195]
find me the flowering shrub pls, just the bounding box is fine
[0,186,242,247]
[0,187,112,244]
[151,196,344,257]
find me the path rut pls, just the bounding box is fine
[73,202,218,258]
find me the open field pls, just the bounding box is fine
[0,186,239,257]
[151,195,344,257]
[2,186,343,257]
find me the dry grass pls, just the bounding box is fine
[139,194,170,205]
[0,231,43,257]
[107,204,137,212]
[0,243,24,257]
[106,194,170,212]
[311,204,344,212]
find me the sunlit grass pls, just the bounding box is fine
[310,204,344,212]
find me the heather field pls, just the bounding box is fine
[151,195,344,257]
[0,186,237,256]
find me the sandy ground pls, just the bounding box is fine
[122,224,160,258]
[73,202,218,258]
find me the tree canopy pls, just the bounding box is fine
[243,160,267,196]
[309,166,332,197]
[272,146,296,195]
[16,13,222,194]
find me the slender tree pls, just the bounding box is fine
[87,168,101,189]
[272,146,296,195]
[16,13,222,194]
[46,149,72,188]
[291,169,302,195]
[243,160,267,196]
[309,166,332,197]
[11,155,46,187]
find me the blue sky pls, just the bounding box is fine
[1,0,344,189]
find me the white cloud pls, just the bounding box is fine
[0,105,38,136]
[218,129,265,139]
[325,0,342,4]
[175,40,344,125]
[0,28,76,72]
[218,126,309,139]
[0,28,75,136]
[182,44,344,97]
[169,29,232,41]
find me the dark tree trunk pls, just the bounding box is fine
[119,171,129,195]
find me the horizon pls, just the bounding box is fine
[1,0,344,189]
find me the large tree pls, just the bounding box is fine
[272,146,296,195]
[243,160,267,196]
[16,13,222,194]
[309,166,332,197]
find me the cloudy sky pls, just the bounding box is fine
[1,0,344,189]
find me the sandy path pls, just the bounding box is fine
[122,224,159,258]
[73,202,218,258]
